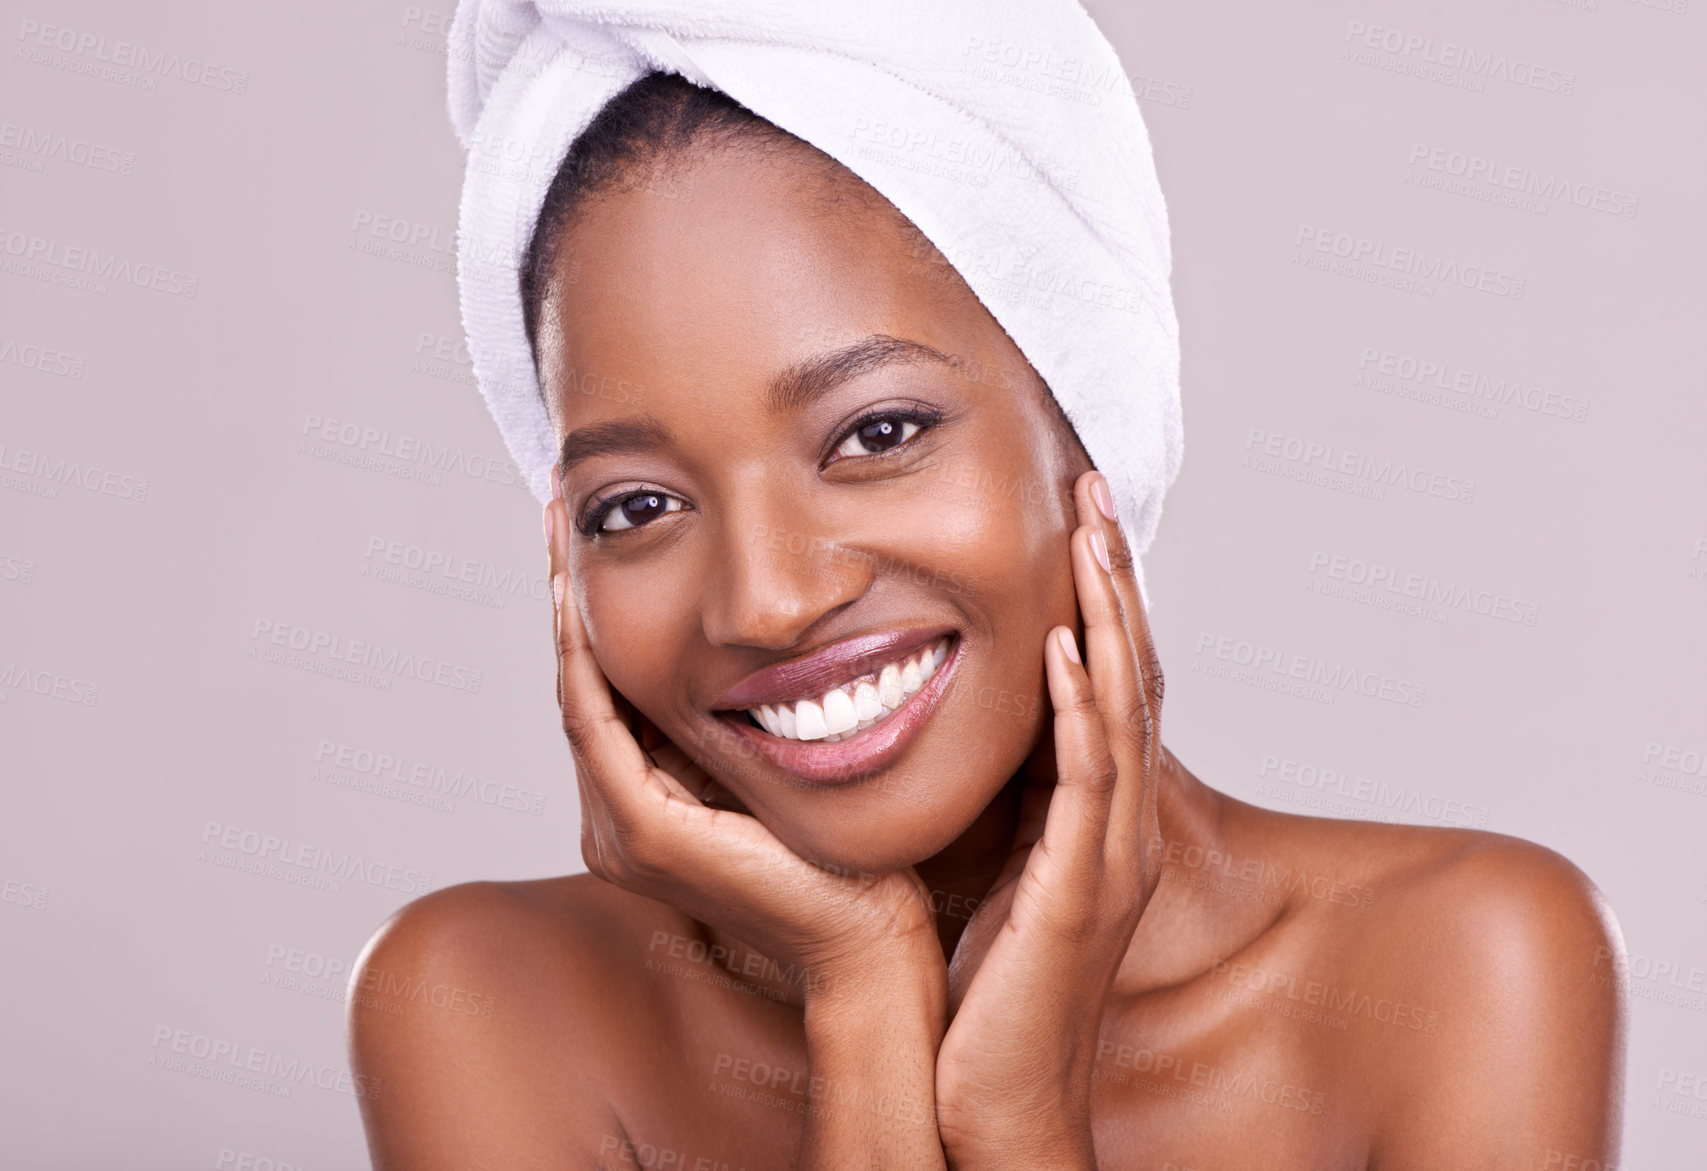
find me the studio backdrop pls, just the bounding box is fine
[2,0,1703,1166]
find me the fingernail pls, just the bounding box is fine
[1090,474,1116,521]
[1090,530,1111,574]
[543,502,556,547]
[552,573,566,607]
[1057,627,1081,664]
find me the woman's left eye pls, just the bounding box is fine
[595,490,685,533]
[833,415,923,459]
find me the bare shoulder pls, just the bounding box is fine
[347,874,687,1169]
[1327,818,1626,997]
[1257,810,1628,1166]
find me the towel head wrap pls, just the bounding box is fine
[447,0,1182,605]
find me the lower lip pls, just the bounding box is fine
[715,637,963,786]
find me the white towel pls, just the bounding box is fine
[446,0,1182,605]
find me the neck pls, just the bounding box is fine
[687,744,1231,1009]
[913,742,1227,961]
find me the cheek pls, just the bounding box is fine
[574,564,684,712]
[926,461,1074,630]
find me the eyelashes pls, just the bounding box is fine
[577,488,685,536]
[577,405,943,538]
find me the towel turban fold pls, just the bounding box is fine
[447,0,1182,604]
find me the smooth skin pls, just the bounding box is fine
[348,141,1628,1170]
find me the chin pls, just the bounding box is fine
[745,733,1030,878]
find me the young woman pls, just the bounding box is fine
[349,70,1626,1171]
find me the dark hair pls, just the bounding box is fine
[520,71,804,363]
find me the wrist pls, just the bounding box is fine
[802,934,947,1034]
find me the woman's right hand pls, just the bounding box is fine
[543,484,945,1006]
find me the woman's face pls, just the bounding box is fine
[538,141,1089,873]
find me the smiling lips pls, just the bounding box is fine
[746,636,951,742]
[712,629,962,784]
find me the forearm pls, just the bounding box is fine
[793,956,948,1171]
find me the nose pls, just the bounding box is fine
[698,507,873,651]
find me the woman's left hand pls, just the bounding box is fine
[934,470,1167,1170]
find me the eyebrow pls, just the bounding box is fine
[557,334,958,476]
[558,416,674,477]
[767,334,958,414]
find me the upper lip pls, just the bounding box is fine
[710,626,956,711]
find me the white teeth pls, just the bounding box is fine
[822,688,858,736]
[795,699,827,741]
[745,636,952,743]
[877,664,903,708]
[918,648,938,684]
[853,681,883,722]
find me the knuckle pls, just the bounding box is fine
[579,828,608,881]
[1066,690,1102,721]
[560,708,600,756]
[1119,690,1149,738]
[1106,534,1136,574]
[608,820,661,882]
[1143,650,1166,710]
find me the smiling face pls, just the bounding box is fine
[536,138,1091,873]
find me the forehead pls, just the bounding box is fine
[534,145,989,429]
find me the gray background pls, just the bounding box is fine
[2,0,1703,1166]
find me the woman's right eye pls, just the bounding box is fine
[588,489,686,534]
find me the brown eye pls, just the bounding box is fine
[834,416,921,459]
[597,490,683,533]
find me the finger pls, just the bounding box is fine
[1076,471,1164,860]
[1068,505,1145,811]
[1080,472,1163,731]
[546,477,626,875]
[546,484,755,896]
[545,485,662,819]
[1036,620,1120,895]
